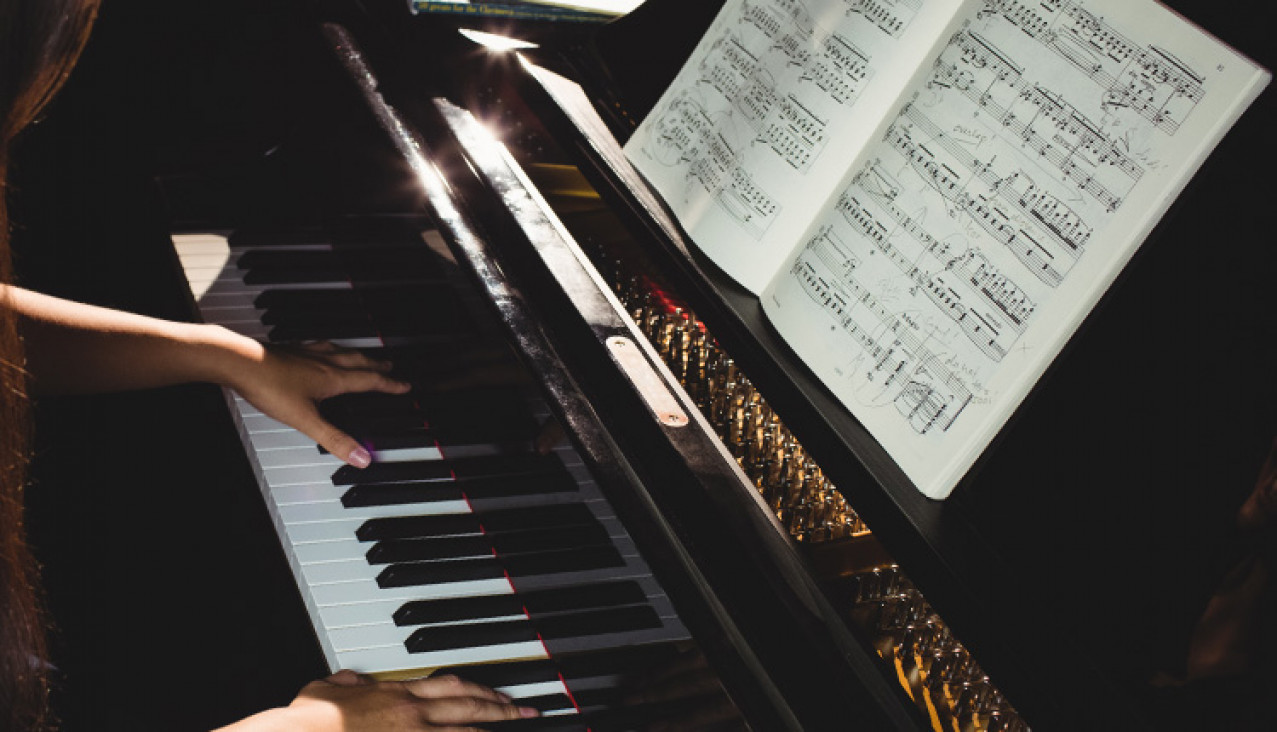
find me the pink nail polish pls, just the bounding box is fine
[519,707,540,718]
[348,447,372,468]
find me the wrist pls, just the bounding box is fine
[191,323,266,389]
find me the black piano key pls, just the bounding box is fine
[377,557,507,587]
[475,503,597,534]
[332,453,568,487]
[368,524,611,565]
[396,594,526,627]
[553,642,685,681]
[320,389,541,443]
[532,605,661,640]
[393,580,649,626]
[268,321,380,343]
[228,226,327,247]
[357,513,481,542]
[357,503,597,542]
[356,429,437,451]
[431,642,684,688]
[514,694,576,714]
[333,460,454,486]
[476,697,727,732]
[378,545,624,588]
[257,294,360,318]
[455,471,579,500]
[340,481,464,508]
[245,265,348,285]
[326,216,434,245]
[320,393,427,424]
[433,658,562,688]
[406,606,662,655]
[521,580,647,615]
[366,534,493,564]
[237,250,348,284]
[498,544,625,577]
[406,617,540,653]
[569,686,623,710]
[340,248,450,280]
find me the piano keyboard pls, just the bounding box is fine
[171,217,693,718]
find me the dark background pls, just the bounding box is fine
[7,0,1274,729]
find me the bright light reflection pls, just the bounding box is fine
[457,29,539,52]
[171,233,231,302]
[544,0,644,13]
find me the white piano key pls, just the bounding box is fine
[241,413,294,434]
[246,430,319,451]
[256,447,346,470]
[497,681,572,700]
[264,463,346,486]
[369,446,445,463]
[336,641,549,676]
[319,597,416,629]
[295,538,367,565]
[327,622,412,651]
[172,232,232,255]
[301,559,385,585]
[285,518,372,544]
[272,483,349,505]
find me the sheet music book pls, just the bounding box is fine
[623,0,1270,499]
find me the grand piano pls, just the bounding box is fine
[12,1,1274,730]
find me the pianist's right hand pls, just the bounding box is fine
[216,669,539,731]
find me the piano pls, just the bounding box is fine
[13,0,1274,730]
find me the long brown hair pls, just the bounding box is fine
[0,1,100,729]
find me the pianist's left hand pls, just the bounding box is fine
[225,339,411,468]
[6,285,409,468]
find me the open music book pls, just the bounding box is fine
[623,0,1269,499]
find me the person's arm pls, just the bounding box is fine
[216,671,538,731]
[4,285,408,467]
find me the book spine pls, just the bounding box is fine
[407,1,611,23]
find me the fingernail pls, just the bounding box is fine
[519,707,540,718]
[348,447,372,468]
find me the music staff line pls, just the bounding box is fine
[790,232,975,435]
[837,161,1038,360]
[978,0,1206,134]
[933,30,1144,213]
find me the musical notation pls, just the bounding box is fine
[849,0,923,39]
[932,31,1144,213]
[837,162,1037,359]
[790,229,974,434]
[977,0,1206,134]
[634,0,930,239]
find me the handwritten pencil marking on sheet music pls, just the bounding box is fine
[976,0,1206,134]
[838,163,1037,359]
[790,229,975,434]
[929,31,1144,214]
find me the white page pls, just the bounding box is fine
[760,0,1269,498]
[624,0,968,294]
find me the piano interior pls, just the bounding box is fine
[9,0,1275,730]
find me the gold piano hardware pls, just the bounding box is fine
[601,246,1030,732]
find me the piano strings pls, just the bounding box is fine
[592,246,1029,732]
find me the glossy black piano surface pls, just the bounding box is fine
[9,0,1275,730]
